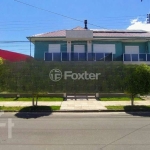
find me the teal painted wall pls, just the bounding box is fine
[34,40,149,61]
[71,41,87,52]
[148,42,150,53]
[115,42,123,61]
[34,41,67,60]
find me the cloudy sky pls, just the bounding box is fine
[127,18,150,31]
[0,0,150,55]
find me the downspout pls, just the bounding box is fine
[30,38,31,57]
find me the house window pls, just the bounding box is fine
[74,45,85,53]
[48,44,60,53]
[125,46,139,54]
[93,44,115,54]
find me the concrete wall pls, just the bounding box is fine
[66,30,93,39]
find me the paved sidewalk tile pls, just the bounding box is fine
[60,99,107,111]
[1,99,150,111]
[100,101,150,106]
[0,101,62,107]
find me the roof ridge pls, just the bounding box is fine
[33,29,66,37]
[93,30,148,33]
[72,26,85,30]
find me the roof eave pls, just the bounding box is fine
[27,36,66,43]
[93,36,150,39]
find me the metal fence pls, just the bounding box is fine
[44,52,113,61]
[123,53,150,61]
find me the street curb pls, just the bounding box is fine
[2,110,150,113]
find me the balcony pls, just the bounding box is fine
[44,52,113,61]
[123,53,150,64]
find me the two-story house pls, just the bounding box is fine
[27,25,150,64]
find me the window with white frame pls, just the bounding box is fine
[48,44,60,53]
[74,45,85,53]
[93,44,115,54]
[125,46,139,54]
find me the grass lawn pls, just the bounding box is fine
[100,97,142,101]
[0,106,60,112]
[106,105,150,111]
[0,97,63,102]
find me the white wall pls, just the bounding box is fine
[66,30,93,39]
[87,41,92,52]
[67,41,71,53]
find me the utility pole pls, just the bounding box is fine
[147,14,150,24]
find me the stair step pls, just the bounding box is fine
[66,95,95,99]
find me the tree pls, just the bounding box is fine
[0,58,8,92]
[19,60,48,106]
[0,58,4,91]
[124,64,150,106]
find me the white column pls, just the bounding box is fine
[67,41,71,61]
[67,41,71,53]
[87,41,92,52]
[87,41,92,61]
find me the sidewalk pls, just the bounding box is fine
[0,101,62,107]
[0,100,150,111]
[61,99,107,111]
[101,100,150,106]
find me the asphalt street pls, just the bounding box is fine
[0,112,150,150]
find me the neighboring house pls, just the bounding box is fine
[27,26,150,64]
[0,49,32,62]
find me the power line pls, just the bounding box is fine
[0,19,145,31]
[0,15,146,24]
[0,41,29,43]
[0,0,147,31]
[14,0,107,29]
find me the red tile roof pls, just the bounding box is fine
[32,30,66,37]
[72,26,86,30]
[31,26,86,38]
[0,49,32,62]
[93,31,150,38]
[29,26,150,38]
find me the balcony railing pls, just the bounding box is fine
[44,52,113,61]
[123,53,150,61]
